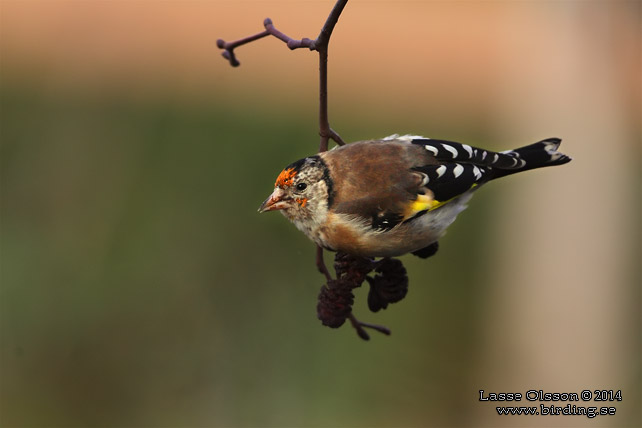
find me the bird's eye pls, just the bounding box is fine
[296,182,307,191]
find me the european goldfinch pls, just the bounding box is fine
[259,135,571,258]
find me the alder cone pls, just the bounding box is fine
[317,279,354,328]
[366,258,408,312]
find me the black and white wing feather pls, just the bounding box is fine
[409,137,570,204]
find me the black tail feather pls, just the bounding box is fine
[490,138,571,180]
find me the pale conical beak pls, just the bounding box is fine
[258,188,289,213]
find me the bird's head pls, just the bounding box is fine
[258,156,332,228]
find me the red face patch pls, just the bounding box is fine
[275,168,297,188]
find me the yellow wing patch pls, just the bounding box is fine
[403,183,479,220]
[402,194,441,221]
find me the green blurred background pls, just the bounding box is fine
[1,1,640,427]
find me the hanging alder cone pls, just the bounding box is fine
[366,258,409,313]
[317,279,355,328]
[334,252,375,284]
[317,253,377,328]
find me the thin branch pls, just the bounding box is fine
[316,246,332,281]
[349,314,371,340]
[216,18,316,67]
[219,0,393,341]
[216,1,348,152]
[349,314,392,341]
[314,0,349,152]
[329,128,346,146]
[216,30,270,67]
[316,0,349,47]
[318,47,331,152]
[264,19,316,50]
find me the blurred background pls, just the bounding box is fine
[1,1,640,427]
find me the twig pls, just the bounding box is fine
[216,18,317,67]
[349,314,392,341]
[216,2,348,150]
[316,245,332,281]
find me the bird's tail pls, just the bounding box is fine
[489,138,572,180]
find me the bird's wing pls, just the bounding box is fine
[326,138,538,231]
[409,137,568,206]
[410,138,529,169]
[323,141,430,231]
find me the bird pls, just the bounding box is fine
[258,135,571,258]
